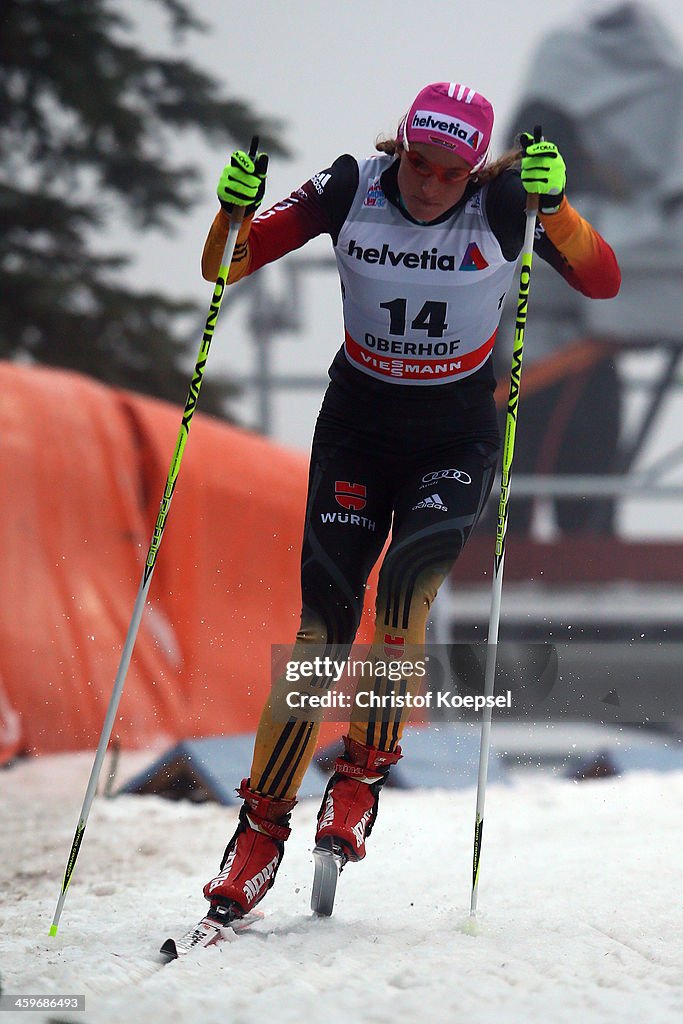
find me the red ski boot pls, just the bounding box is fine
[311,736,402,915]
[203,781,296,918]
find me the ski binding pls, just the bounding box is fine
[160,902,264,960]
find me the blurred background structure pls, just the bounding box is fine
[1,0,683,762]
[497,1,683,538]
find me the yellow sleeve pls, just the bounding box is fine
[538,197,603,266]
[201,209,255,284]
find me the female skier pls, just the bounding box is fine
[199,82,621,918]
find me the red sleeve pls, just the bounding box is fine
[201,184,330,283]
[245,184,331,273]
[201,155,359,283]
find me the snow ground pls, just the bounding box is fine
[1,752,683,1024]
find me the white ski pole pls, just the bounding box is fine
[469,130,542,917]
[49,137,262,936]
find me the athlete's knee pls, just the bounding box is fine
[376,557,456,643]
[298,591,364,647]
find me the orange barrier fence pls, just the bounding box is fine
[0,363,378,759]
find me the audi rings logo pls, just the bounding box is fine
[421,468,472,486]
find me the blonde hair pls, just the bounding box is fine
[375,134,522,183]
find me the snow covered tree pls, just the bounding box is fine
[0,0,287,415]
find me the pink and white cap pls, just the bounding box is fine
[398,82,495,171]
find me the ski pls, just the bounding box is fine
[311,840,348,917]
[160,904,264,960]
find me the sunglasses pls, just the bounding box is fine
[402,148,472,184]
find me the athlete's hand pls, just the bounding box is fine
[520,134,566,213]
[217,149,269,214]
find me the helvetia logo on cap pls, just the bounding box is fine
[411,109,481,150]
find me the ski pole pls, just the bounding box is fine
[469,128,542,917]
[49,137,262,937]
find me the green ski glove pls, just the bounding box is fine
[217,149,269,214]
[520,135,566,213]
